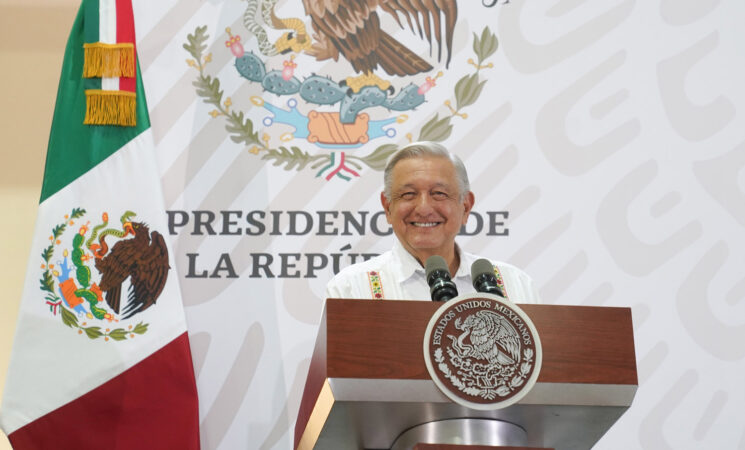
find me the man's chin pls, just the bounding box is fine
[406,229,442,242]
[405,237,447,254]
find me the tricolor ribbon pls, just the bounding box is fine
[82,0,137,126]
[46,300,62,315]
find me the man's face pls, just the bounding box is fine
[381,156,474,265]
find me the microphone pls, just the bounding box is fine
[471,258,505,297]
[425,255,459,302]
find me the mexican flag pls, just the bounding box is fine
[0,0,200,447]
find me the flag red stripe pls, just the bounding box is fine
[8,333,200,449]
[116,0,136,93]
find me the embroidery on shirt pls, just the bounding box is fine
[367,271,384,299]
[493,265,508,300]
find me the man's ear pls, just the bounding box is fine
[380,191,393,223]
[461,191,475,225]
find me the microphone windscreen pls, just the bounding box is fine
[471,258,495,282]
[425,255,450,283]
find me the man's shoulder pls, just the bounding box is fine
[325,250,396,299]
[459,249,539,302]
[486,263,539,303]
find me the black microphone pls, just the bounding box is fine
[471,258,505,297]
[425,255,459,302]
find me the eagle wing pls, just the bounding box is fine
[492,314,521,363]
[121,230,170,319]
[378,0,457,68]
[470,310,520,365]
[95,238,139,313]
[303,0,456,76]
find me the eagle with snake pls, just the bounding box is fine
[451,309,521,366]
[248,0,458,91]
[303,0,457,76]
[94,222,170,319]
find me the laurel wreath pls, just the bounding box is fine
[183,25,498,175]
[435,345,533,400]
[40,208,149,342]
[435,348,482,396]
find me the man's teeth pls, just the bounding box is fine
[412,222,438,227]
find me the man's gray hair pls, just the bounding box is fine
[383,141,470,201]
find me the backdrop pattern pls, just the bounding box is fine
[131,0,745,448]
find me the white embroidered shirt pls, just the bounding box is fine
[325,239,541,303]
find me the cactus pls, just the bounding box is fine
[236,59,427,123]
[261,70,301,95]
[235,52,266,82]
[74,289,106,319]
[299,75,347,105]
[233,46,429,123]
[384,84,425,111]
[339,86,386,123]
[71,234,91,288]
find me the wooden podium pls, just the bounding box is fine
[294,299,637,450]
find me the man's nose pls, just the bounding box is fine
[414,193,435,212]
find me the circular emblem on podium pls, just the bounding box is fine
[423,293,542,410]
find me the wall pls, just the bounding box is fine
[0,1,78,448]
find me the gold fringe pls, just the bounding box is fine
[83,43,135,78]
[84,90,137,127]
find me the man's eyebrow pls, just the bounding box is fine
[395,183,417,191]
[395,182,452,192]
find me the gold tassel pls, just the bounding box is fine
[83,43,135,78]
[84,90,137,126]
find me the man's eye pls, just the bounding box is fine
[400,192,416,200]
[432,191,449,199]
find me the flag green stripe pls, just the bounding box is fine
[83,0,100,92]
[40,2,150,203]
[84,0,99,43]
[84,76,103,91]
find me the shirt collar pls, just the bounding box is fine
[391,239,422,283]
[453,244,472,279]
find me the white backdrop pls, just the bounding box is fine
[134,0,745,448]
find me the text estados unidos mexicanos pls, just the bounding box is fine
[168,209,509,279]
[431,300,533,347]
[432,311,456,346]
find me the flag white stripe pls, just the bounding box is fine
[99,0,117,44]
[102,77,120,91]
[0,129,188,434]
[100,0,119,91]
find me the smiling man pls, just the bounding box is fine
[325,141,540,303]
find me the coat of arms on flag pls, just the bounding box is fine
[40,208,171,341]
